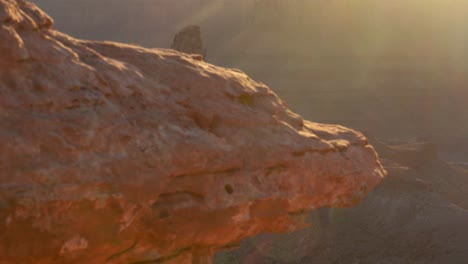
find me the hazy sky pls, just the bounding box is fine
[32,0,468,58]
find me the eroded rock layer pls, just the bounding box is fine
[0,1,385,263]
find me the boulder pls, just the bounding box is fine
[0,1,385,263]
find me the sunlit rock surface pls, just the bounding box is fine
[0,1,385,263]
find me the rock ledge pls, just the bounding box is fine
[0,1,385,263]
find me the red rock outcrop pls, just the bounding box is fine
[0,1,385,263]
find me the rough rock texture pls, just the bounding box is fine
[171,25,207,60]
[217,138,468,263]
[0,1,385,263]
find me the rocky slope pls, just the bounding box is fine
[0,1,385,263]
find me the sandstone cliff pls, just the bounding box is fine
[0,1,385,263]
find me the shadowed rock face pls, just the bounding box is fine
[171,25,207,60]
[0,1,385,263]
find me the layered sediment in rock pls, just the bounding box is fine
[0,1,385,263]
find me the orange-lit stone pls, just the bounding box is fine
[0,1,385,263]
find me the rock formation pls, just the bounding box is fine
[0,1,385,263]
[171,25,207,60]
